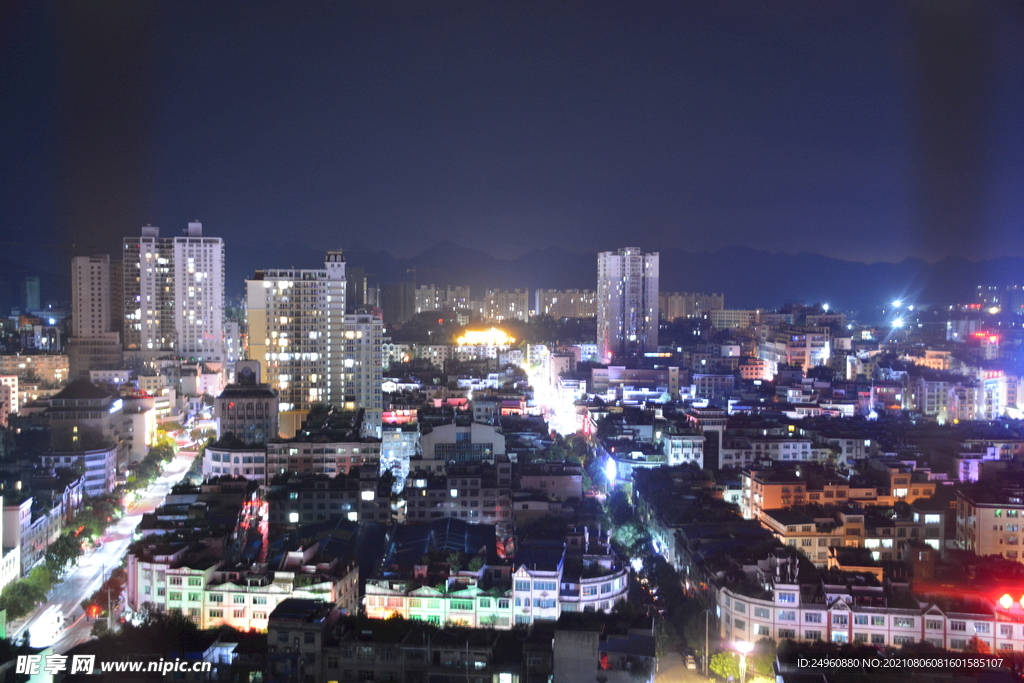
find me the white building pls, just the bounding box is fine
[123,223,225,362]
[662,433,705,468]
[247,253,382,437]
[596,248,659,363]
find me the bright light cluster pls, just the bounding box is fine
[456,328,515,346]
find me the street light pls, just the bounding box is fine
[735,640,754,683]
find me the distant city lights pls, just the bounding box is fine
[456,328,515,346]
[893,318,904,328]
[892,299,902,308]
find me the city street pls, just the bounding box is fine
[654,653,708,683]
[10,450,196,653]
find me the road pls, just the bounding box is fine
[10,450,196,653]
[655,653,709,683]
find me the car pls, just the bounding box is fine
[685,656,697,670]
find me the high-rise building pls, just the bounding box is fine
[246,252,383,437]
[21,276,40,312]
[345,266,368,314]
[381,282,416,325]
[72,255,112,338]
[68,255,123,380]
[596,247,659,363]
[122,222,225,362]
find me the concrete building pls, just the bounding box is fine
[0,354,68,385]
[709,309,759,330]
[0,494,21,592]
[0,375,16,427]
[214,361,280,445]
[41,380,124,492]
[381,423,419,491]
[125,541,359,632]
[662,433,705,468]
[264,470,392,526]
[264,437,381,478]
[418,422,506,474]
[534,289,596,319]
[957,487,1024,563]
[596,248,659,363]
[483,289,531,322]
[71,255,113,339]
[247,253,383,437]
[123,223,225,362]
[659,291,724,321]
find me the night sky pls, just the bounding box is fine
[2,1,1023,286]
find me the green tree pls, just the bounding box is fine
[751,638,777,676]
[709,652,741,680]
[654,617,682,658]
[44,533,82,579]
[682,610,714,654]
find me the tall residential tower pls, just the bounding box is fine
[596,247,659,363]
[122,222,225,362]
[246,252,382,438]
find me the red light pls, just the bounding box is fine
[438,318,444,324]
[228,401,235,409]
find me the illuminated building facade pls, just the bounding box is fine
[596,248,659,363]
[659,291,724,321]
[246,253,383,437]
[957,488,1024,564]
[483,289,530,322]
[265,439,381,478]
[123,223,225,362]
[534,289,596,319]
[126,542,359,632]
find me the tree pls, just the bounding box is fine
[682,610,714,654]
[709,652,740,680]
[750,638,777,677]
[654,617,682,658]
[45,533,82,579]
[966,636,991,654]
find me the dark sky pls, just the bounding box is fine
[1,0,1022,279]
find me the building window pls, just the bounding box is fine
[804,630,821,641]
[893,617,914,628]
[832,614,848,625]
[754,607,770,619]
[871,634,885,645]
[804,613,822,623]
[778,629,796,639]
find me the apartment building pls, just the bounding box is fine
[125,541,358,632]
[957,487,1024,563]
[264,470,393,526]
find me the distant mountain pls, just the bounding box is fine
[224,241,1024,315]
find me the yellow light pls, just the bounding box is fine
[456,328,515,346]
[1000,593,1013,609]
